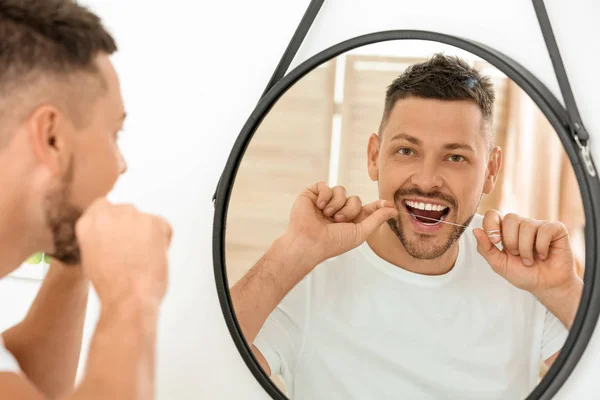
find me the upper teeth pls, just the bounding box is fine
[405,200,448,212]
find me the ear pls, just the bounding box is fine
[482,146,502,194]
[367,133,381,182]
[27,105,73,176]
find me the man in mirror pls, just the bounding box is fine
[0,1,171,398]
[231,54,583,399]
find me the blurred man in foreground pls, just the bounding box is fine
[0,1,172,398]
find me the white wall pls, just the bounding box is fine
[0,0,598,398]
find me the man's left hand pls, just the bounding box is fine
[473,210,579,301]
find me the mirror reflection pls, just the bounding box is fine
[225,41,585,400]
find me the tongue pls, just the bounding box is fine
[409,207,444,223]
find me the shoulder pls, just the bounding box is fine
[468,213,485,232]
[0,335,20,374]
[306,246,370,297]
[277,251,362,307]
[314,246,365,277]
[457,213,500,278]
[470,213,485,227]
[0,337,41,398]
[460,213,484,250]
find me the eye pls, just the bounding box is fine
[397,148,415,156]
[447,154,466,163]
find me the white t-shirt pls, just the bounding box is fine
[254,214,568,400]
[0,335,20,373]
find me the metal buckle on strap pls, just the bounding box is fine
[574,133,596,177]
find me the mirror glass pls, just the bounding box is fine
[225,40,586,400]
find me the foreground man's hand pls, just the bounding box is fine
[473,210,583,329]
[77,198,172,308]
[0,198,173,399]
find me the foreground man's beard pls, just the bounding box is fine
[387,187,474,260]
[44,163,84,266]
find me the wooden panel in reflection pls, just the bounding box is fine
[225,60,336,288]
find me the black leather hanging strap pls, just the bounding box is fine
[212,0,325,204]
[533,0,596,177]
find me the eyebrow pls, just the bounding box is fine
[390,133,475,152]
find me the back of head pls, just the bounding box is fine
[0,0,117,147]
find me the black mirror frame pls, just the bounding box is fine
[213,2,600,400]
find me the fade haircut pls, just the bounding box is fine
[379,53,496,147]
[0,0,117,147]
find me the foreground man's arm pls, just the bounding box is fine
[0,199,172,400]
[473,210,583,368]
[231,182,398,375]
[0,296,160,400]
[2,262,89,399]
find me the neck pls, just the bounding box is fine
[367,224,460,276]
[0,157,46,278]
[0,198,40,278]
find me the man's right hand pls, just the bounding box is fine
[283,181,398,268]
[0,199,173,400]
[232,182,397,376]
[75,198,172,308]
[230,181,396,376]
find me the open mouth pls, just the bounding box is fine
[404,200,450,226]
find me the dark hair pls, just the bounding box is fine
[380,53,495,143]
[0,0,116,80]
[0,0,117,141]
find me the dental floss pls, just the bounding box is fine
[395,210,504,249]
[396,211,470,228]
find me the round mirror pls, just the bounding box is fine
[215,37,600,400]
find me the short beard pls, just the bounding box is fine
[43,161,83,266]
[387,214,473,260]
[386,187,477,260]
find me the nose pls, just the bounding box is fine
[409,159,443,192]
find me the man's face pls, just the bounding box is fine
[45,54,127,265]
[367,97,501,260]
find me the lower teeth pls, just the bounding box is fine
[410,214,442,225]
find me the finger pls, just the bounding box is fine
[116,203,138,214]
[357,202,399,239]
[74,215,89,237]
[77,199,113,233]
[482,209,503,245]
[501,213,522,256]
[518,219,541,266]
[324,186,347,217]
[310,181,333,210]
[535,221,569,260]
[473,228,507,276]
[334,195,362,222]
[84,197,111,215]
[149,215,172,248]
[356,199,396,223]
[93,196,111,205]
[163,221,173,247]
